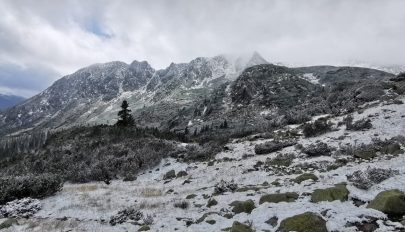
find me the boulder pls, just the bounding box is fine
[0,218,18,230]
[229,200,255,214]
[367,189,405,216]
[176,171,188,178]
[259,192,299,204]
[311,183,349,203]
[278,212,327,232]
[294,173,318,184]
[138,225,150,231]
[207,198,218,208]
[163,170,176,180]
[230,221,253,232]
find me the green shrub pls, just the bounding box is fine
[0,174,63,204]
[302,118,332,137]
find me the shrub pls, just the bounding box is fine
[0,198,41,218]
[214,180,238,194]
[254,140,296,155]
[347,167,399,190]
[266,153,295,167]
[345,115,372,131]
[302,117,332,137]
[0,174,63,205]
[143,214,154,225]
[109,207,143,226]
[302,142,332,157]
[183,142,222,161]
[174,201,189,209]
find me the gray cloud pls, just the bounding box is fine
[0,0,404,97]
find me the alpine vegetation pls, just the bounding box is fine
[0,5,405,230]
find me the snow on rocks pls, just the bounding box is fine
[0,198,41,218]
[6,98,405,231]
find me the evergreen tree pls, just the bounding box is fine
[116,100,135,127]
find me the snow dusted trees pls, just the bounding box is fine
[116,100,135,127]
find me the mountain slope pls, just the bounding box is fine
[0,53,268,136]
[0,94,25,111]
[0,53,398,137]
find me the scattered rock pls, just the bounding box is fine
[186,194,197,199]
[259,192,299,204]
[207,198,218,208]
[350,219,379,232]
[311,183,349,203]
[176,171,188,178]
[214,180,238,195]
[223,213,233,219]
[138,225,150,231]
[0,218,18,230]
[278,212,327,232]
[367,189,405,216]
[265,216,278,227]
[294,173,318,184]
[206,219,216,225]
[229,200,255,214]
[163,170,176,180]
[229,221,253,232]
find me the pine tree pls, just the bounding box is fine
[116,100,135,127]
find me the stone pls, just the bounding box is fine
[278,212,327,232]
[163,170,176,180]
[229,200,255,214]
[138,225,150,231]
[311,183,349,203]
[294,173,318,184]
[259,192,299,204]
[230,221,253,232]
[367,189,405,216]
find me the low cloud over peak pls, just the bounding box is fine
[1,0,404,97]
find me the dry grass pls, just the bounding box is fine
[139,187,163,197]
[63,184,98,193]
[138,200,165,209]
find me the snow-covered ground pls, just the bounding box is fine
[3,98,405,231]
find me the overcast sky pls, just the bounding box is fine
[1,0,405,97]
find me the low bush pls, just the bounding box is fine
[345,115,372,131]
[109,207,143,226]
[301,142,332,157]
[214,180,238,195]
[174,201,189,209]
[0,174,63,205]
[302,117,332,137]
[254,140,296,155]
[347,167,399,190]
[183,142,222,162]
[0,198,41,218]
[266,153,295,167]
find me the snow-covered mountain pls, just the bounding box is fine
[0,53,269,135]
[0,94,25,111]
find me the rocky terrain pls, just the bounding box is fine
[1,54,405,231]
[1,94,405,231]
